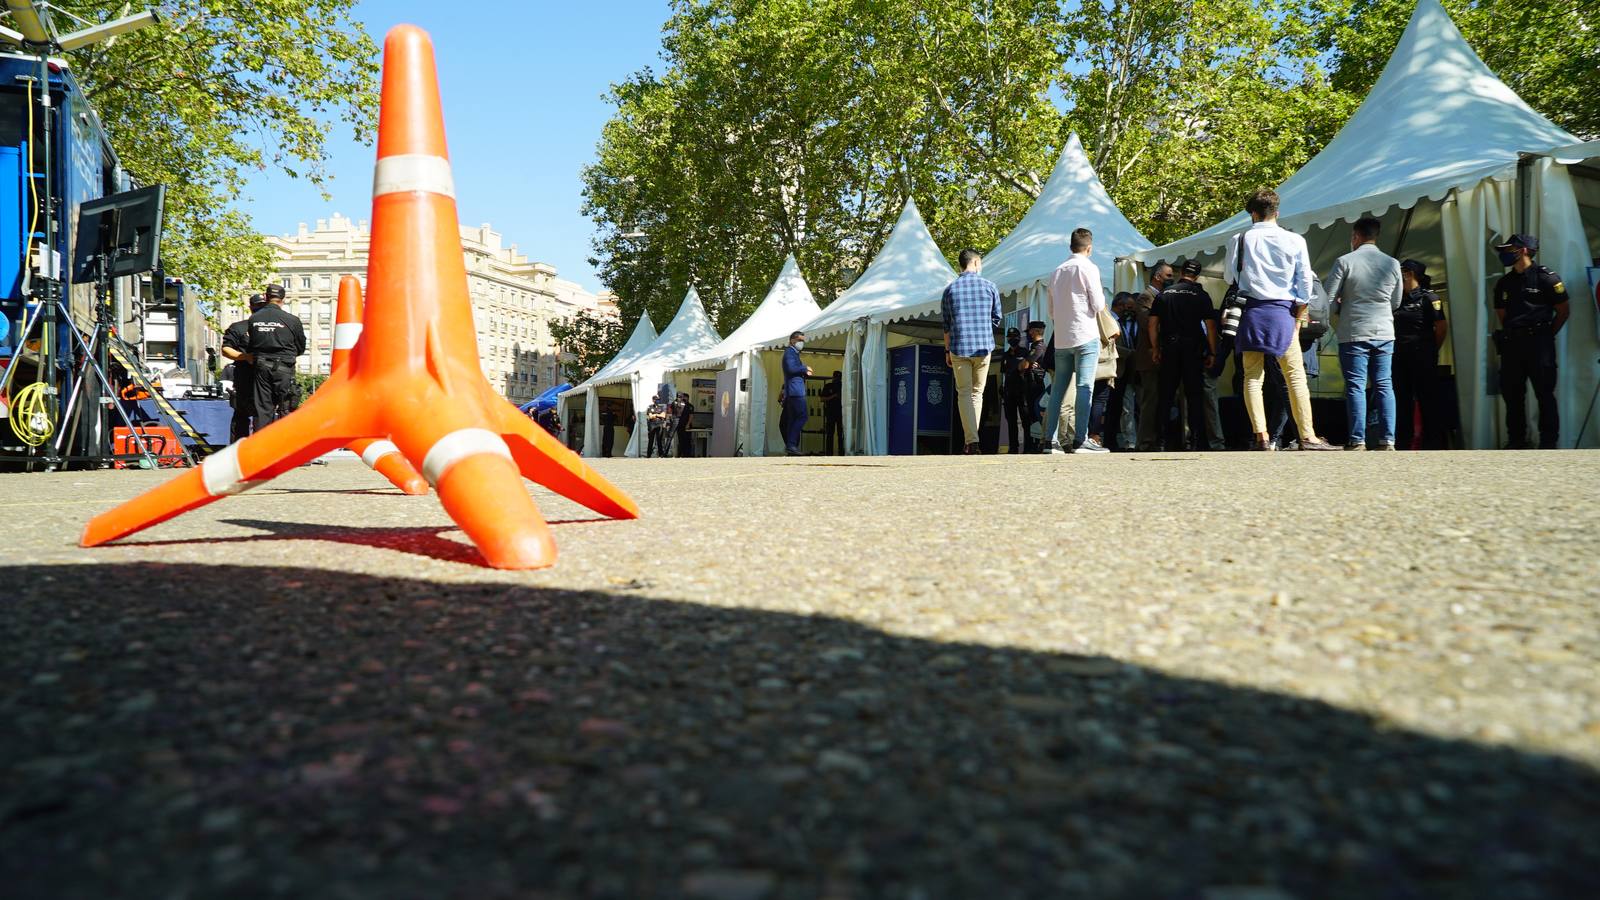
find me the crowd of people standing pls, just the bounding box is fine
[938,187,1575,454]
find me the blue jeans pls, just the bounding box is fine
[1339,339,1395,445]
[1042,341,1099,448]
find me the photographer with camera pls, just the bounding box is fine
[1223,189,1340,452]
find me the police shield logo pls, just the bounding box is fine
[927,379,943,407]
[896,381,907,406]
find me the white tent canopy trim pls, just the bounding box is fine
[668,255,821,374]
[982,132,1153,298]
[793,199,957,342]
[559,309,656,455]
[756,199,957,456]
[665,255,823,456]
[1133,0,1577,267]
[605,286,721,457]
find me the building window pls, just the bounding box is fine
[300,276,312,290]
[318,274,332,291]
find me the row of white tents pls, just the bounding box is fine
[563,0,1600,454]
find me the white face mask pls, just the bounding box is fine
[794,341,805,351]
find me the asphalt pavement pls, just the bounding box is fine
[2,450,1597,898]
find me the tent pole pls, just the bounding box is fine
[1391,204,1417,259]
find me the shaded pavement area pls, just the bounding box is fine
[2,453,1598,897]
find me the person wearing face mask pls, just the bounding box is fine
[1492,234,1569,449]
[781,331,813,456]
[1393,260,1447,450]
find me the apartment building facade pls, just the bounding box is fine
[254,214,613,403]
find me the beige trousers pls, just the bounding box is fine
[1242,347,1317,442]
[950,354,991,446]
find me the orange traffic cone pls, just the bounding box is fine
[332,275,429,496]
[80,24,639,569]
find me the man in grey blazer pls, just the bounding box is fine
[1324,217,1403,450]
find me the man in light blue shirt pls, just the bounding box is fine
[1324,216,1403,450]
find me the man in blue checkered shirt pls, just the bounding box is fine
[942,248,1003,454]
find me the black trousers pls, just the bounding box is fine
[1500,328,1559,449]
[1393,341,1441,450]
[229,370,255,443]
[824,413,842,455]
[1102,377,1128,450]
[251,358,299,431]
[647,426,664,458]
[677,427,695,458]
[1002,387,1037,453]
[1157,340,1208,450]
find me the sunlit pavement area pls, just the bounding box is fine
[3,451,1598,897]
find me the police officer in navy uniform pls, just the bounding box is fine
[220,292,267,442]
[1393,260,1447,450]
[1492,234,1569,449]
[245,283,307,432]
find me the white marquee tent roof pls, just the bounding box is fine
[1136,0,1578,264]
[588,286,721,388]
[795,198,956,341]
[982,132,1153,293]
[669,255,822,372]
[568,309,656,394]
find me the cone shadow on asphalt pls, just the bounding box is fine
[2,562,1596,898]
[104,519,608,568]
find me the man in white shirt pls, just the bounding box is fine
[1222,189,1339,452]
[1040,227,1107,454]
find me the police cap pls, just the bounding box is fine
[247,292,266,309]
[1494,234,1539,254]
[265,283,286,300]
[1180,259,1204,275]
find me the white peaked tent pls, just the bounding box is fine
[587,286,722,458]
[762,199,956,455]
[975,132,1152,294]
[981,131,1154,331]
[665,255,822,455]
[1127,0,1597,449]
[560,310,656,455]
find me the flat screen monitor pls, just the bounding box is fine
[72,184,165,280]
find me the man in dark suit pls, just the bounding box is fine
[782,331,811,455]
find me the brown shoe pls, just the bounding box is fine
[1299,437,1341,451]
[963,442,979,455]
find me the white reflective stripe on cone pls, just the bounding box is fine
[201,442,259,497]
[421,428,512,486]
[372,153,455,199]
[333,322,364,351]
[360,439,400,468]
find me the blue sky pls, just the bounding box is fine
[235,1,674,293]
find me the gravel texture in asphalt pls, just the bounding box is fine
[2,451,1597,898]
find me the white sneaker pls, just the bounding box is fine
[1077,439,1109,454]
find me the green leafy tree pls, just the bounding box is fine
[549,309,624,384]
[583,0,1068,333]
[586,0,1595,327]
[56,1,378,316]
[1305,0,1598,141]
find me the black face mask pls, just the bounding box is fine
[1007,335,1021,346]
[1497,250,1520,267]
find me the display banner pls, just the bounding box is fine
[916,344,953,435]
[711,367,739,457]
[888,346,916,455]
